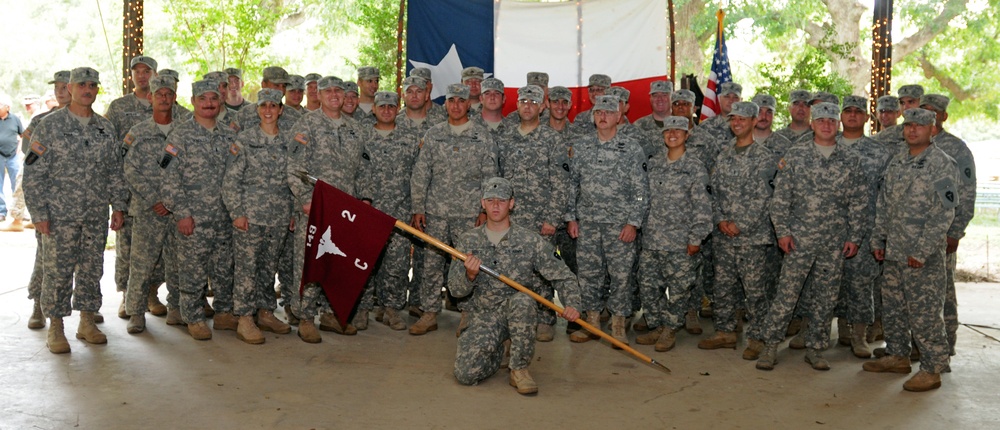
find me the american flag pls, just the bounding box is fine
[700,9,732,121]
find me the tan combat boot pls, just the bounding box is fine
[862,355,912,374]
[509,368,538,395]
[284,305,299,326]
[118,295,128,319]
[2,218,24,231]
[236,315,265,345]
[632,314,649,332]
[455,311,469,337]
[76,311,107,344]
[569,311,600,343]
[352,310,369,331]
[756,343,778,370]
[698,331,737,350]
[47,317,71,354]
[903,370,941,392]
[408,311,438,335]
[685,309,703,335]
[28,300,45,329]
[127,314,146,334]
[655,327,677,352]
[837,318,851,346]
[610,315,628,349]
[188,321,212,340]
[297,319,322,343]
[536,323,554,342]
[257,309,291,334]
[213,312,238,331]
[867,318,884,343]
[785,317,802,337]
[148,286,168,316]
[319,311,357,335]
[743,339,764,360]
[789,317,808,349]
[851,323,872,358]
[93,311,104,323]
[374,306,385,323]
[804,348,830,370]
[165,307,184,325]
[636,326,665,345]
[382,308,407,331]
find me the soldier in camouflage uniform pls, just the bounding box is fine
[342,81,363,123]
[356,66,380,117]
[408,67,448,124]
[285,74,306,112]
[236,66,302,133]
[570,74,611,134]
[495,85,568,342]
[462,67,485,114]
[23,67,128,354]
[700,102,777,359]
[451,177,581,395]
[633,117,713,352]
[863,108,958,392]
[356,91,422,331]
[687,82,742,172]
[634,81,673,134]
[409,83,499,336]
[162,80,238,341]
[920,94,976,356]
[121,76,186,333]
[751,94,793,158]
[773,89,812,144]
[609,87,658,159]
[287,76,373,342]
[474,78,510,136]
[546,86,579,313]
[670,89,697,130]
[565,95,649,346]
[304,73,322,111]
[222,67,251,115]
[875,95,900,132]
[756,102,867,371]
[874,85,923,147]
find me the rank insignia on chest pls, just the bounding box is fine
[453,146,460,152]
[124,134,136,146]
[230,143,239,155]
[568,147,573,158]
[777,158,786,170]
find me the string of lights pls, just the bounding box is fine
[122,0,144,96]
[869,0,893,132]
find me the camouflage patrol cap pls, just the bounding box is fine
[728,101,758,118]
[69,67,101,85]
[317,76,345,90]
[811,102,841,120]
[671,89,696,104]
[549,86,572,102]
[902,108,936,125]
[588,74,612,88]
[841,95,868,112]
[517,85,544,103]
[481,78,504,94]
[718,82,742,97]
[446,84,471,100]
[149,76,177,93]
[344,81,360,95]
[192,80,219,97]
[130,55,158,71]
[410,67,432,80]
[482,177,514,200]
[357,66,380,80]
[374,91,398,107]
[304,73,322,84]
[526,72,549,87]
[919,94,950,112]
[649,81,673,94]
[158,69,180,82]
[897,84,924,100]
[811,91,839,105]
[461,67,485,82]
[402,76,428,91]
[608,86,630,103]
[262,66,290,84]
[48,70,71,84]
[593,95,620,112]
[256,88,283,105]
[224,68,243,79]
[661,116,690,132]
[751,94,777,111]
[287,75,306,91]
[203,71,227,84]
[789,89,812,103]
[876,95,900,112]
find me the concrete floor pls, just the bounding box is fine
[1,228,998,429]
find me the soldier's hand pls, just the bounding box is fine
[288,216,295,232]
[561,306,580,322]
[567,221,579,239]
[302,201,312,216]
[687,244,700,256]
[152,202,171,217]
[474,213,487,227]
[177,216,195,236]
[411,214,426,232]
[842,241,859,258]
[778,236,796,254]
[540,223,556,236]
[110,211,125,231]
[873,249,885,262]
[718,221,740,237]
[233,216,249,232]
[907,257,924,268]
[946,237,960,254]
[35,221,50,235]
[464,253,482,281]
[619,224,637,243]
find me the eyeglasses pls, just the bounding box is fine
[517,99,539,105]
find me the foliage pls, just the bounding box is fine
[756,49,854,125]
[345,0,404,91]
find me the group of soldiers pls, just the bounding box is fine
[19,54,974,395]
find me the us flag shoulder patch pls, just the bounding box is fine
[295,133,309,145]
[124,133,136,146]
[31,141,47,156]
[165,144,179,156]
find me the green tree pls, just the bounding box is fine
[345,0,404,91]
[756,49,855,125]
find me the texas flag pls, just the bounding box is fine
[407,0,669,121]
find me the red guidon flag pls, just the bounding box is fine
[302,180,396,327]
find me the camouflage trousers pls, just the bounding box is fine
[553,226,578,274]
[882,252,950,373]
[576,222,637,316]
[124,211,174,316]
[40,220,108,318]
[290,212,332,319]
[417,214,476,313]
[712,242,771,339]
[363,230,414,311]
[9,169,27,220]
[26,230,42,300]
[762,244,844,348]
[275,228,295,308]
[945,252,959,354]
[114,216,134,293]
[175,218,234,323]
[834,238,878,324]
[638,250,701,330]
[233,224,288,316]
[454,293,536,385]
[691,236,715,311]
